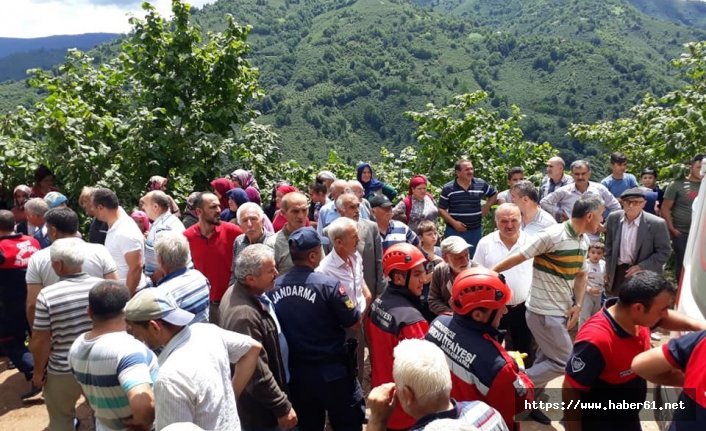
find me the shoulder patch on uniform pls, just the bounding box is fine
[344,298,355,310]
[570,355,586,373]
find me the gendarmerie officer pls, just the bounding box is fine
[269,227,365,431]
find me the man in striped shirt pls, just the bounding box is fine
[492,194,604,424]
[438,159,497,256]
[30,238,104,430]
[370,195,420,252]
[69,281,158,431]
[154,231,210,324]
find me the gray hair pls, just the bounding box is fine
[494,203,521,221]
[79,186,97,206]
[154,231,191,270]
[280,192,307,212]
[50,237,85,267]
[236,202,265,224]
[235,244,274,283]
[572,194,604,218]
[24,197,49,216]
[347,180,363,192]
[327,217,357,242]
[329,179,350,198]
[511,180,539,203]
[570,159,591,172]
[393,339,452,408]
[144,190,171,211]
[549,156,566,168]
[334,193,359,211]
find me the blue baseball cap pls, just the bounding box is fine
[288,227,321,253]
[44,192,68,209]
[125,288,194,326]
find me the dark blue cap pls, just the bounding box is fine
[288,227,321,252]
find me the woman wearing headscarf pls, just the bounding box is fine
[130,210,151,237]
[392,175,438,233]
[356,162,397,202]
[271,184,304,232]
[11,185,32,234]
[231,169,261,205]
[210,177,235,211]
[221,188,250,223]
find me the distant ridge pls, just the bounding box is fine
[0,33,119,82]
[0,33,118,59]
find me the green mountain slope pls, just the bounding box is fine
[1,0,705,163]
[190,0,704,161]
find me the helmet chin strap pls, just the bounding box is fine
[487,310,499,326]
[404,270,411,289]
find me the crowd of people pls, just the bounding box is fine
[0,151,705,431]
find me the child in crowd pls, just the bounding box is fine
[416,220,443,322]
[580,241,606,327]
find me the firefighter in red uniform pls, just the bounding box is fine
[0,210,40,398]
[365,243,431,430]
[425,267,534,430]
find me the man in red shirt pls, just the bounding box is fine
[365,243,430,430]
[184,192,242,326]
[563,271,706,431]
[0,210,40,398]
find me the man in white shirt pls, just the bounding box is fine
[26,207,118,324]
[125,288,262,431]
[473,203,535,364]
[93,188,146,295]
[540,160,620,241]
[511,180,556,237]
[317,217,372,380]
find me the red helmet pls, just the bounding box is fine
[451,267,512,315]
[382,243,427,277]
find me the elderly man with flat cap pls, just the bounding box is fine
[604,187,671,296]
[428,236,477,316]
[270,227,365,431]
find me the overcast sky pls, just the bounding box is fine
[1,0,215,38]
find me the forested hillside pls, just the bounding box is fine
[1,0,705,163]
[192,0,705,161]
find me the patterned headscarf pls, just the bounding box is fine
[231,169,260,191]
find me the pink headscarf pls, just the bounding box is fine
[130,211,150,233]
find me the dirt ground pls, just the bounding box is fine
[0,357,94,431]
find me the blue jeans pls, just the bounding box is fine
[444,225,482,258]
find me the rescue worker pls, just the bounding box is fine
[425,267,534,430]
[269,227,365,431]
[365,243,430,430]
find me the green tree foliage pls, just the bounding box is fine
[0,0,262,204]
[569,41,706,177]
[405,91,555,190]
